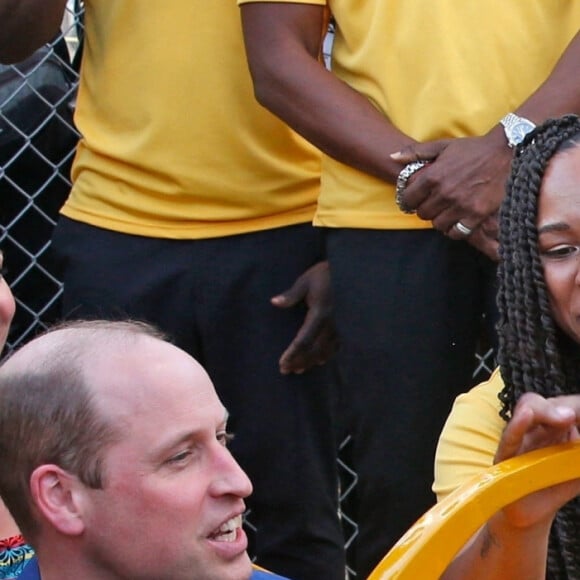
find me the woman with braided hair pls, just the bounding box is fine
[434,114,580,579]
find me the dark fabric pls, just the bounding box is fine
[50,218,345,580]
[0,41,76,164]
[326,227,498,579]
[0,39,78,352]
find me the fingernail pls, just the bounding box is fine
[390,151,402,159]
[554,406,575,419]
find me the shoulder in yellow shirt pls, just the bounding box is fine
[433,368,506,502]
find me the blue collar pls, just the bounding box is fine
[251,570,291,579]
[17,557,291,579]
[16,557,40,580]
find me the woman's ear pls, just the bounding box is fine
[30,465,86,536]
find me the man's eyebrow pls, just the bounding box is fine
[156,411,230,454]
[154,429,200,456]
[538,222,570,235]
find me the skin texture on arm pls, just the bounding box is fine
[0,0,67,63]
[242,5,580,262]
[516,31,580,122]
[392,31,580,257]
[441,393,580,580]
[240,2,415,185]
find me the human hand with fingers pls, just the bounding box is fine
[271,261,338,375]
[494,392,580,529]
[391,130,511,260]
[439,391,580,580]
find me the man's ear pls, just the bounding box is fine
[30,465,86,536]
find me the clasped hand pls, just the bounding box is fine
[392,132,513,261]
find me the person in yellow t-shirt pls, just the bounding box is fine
[238,1,580,576]
[0,3,345,579]
[435,115,580,578]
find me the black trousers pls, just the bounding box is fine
[51,217,345,580]
[326,228,497,579]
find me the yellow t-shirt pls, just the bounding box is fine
[238,0,580,230]
[433,368,505,502]
[62,1,321,239]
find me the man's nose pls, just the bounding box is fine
[210,445,253,498]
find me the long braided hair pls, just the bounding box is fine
[497,114,580,579]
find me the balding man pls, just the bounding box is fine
[0,320,290,580]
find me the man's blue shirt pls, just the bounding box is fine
[252,569,291,579]
[18,557,291,579]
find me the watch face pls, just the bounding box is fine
[511,120,535,144]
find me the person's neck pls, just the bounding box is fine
[36,541,112,580]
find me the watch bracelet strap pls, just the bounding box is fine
[500,112,521,131]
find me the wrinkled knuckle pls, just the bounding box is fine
[400,144,417,156]
[431,217,446,232]
[472,197,496,220]
[438,188,459,206]
[517,392,540,407]
[417,207,434,221]
[422,172,439,189]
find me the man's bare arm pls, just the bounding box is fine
[0,0,68,63]
[515,31,580,122]
[240,2,414,184]
[388,31,580,243]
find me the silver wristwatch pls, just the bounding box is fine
[500,113,536,148]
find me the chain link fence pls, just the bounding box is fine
[1,1,81,353]
[0,9,495,579]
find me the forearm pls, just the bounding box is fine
[477,32,580,167]
[442,512,551,580]
[0,0,67,63]
[240,3,414,184]
[513,31,580,123]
